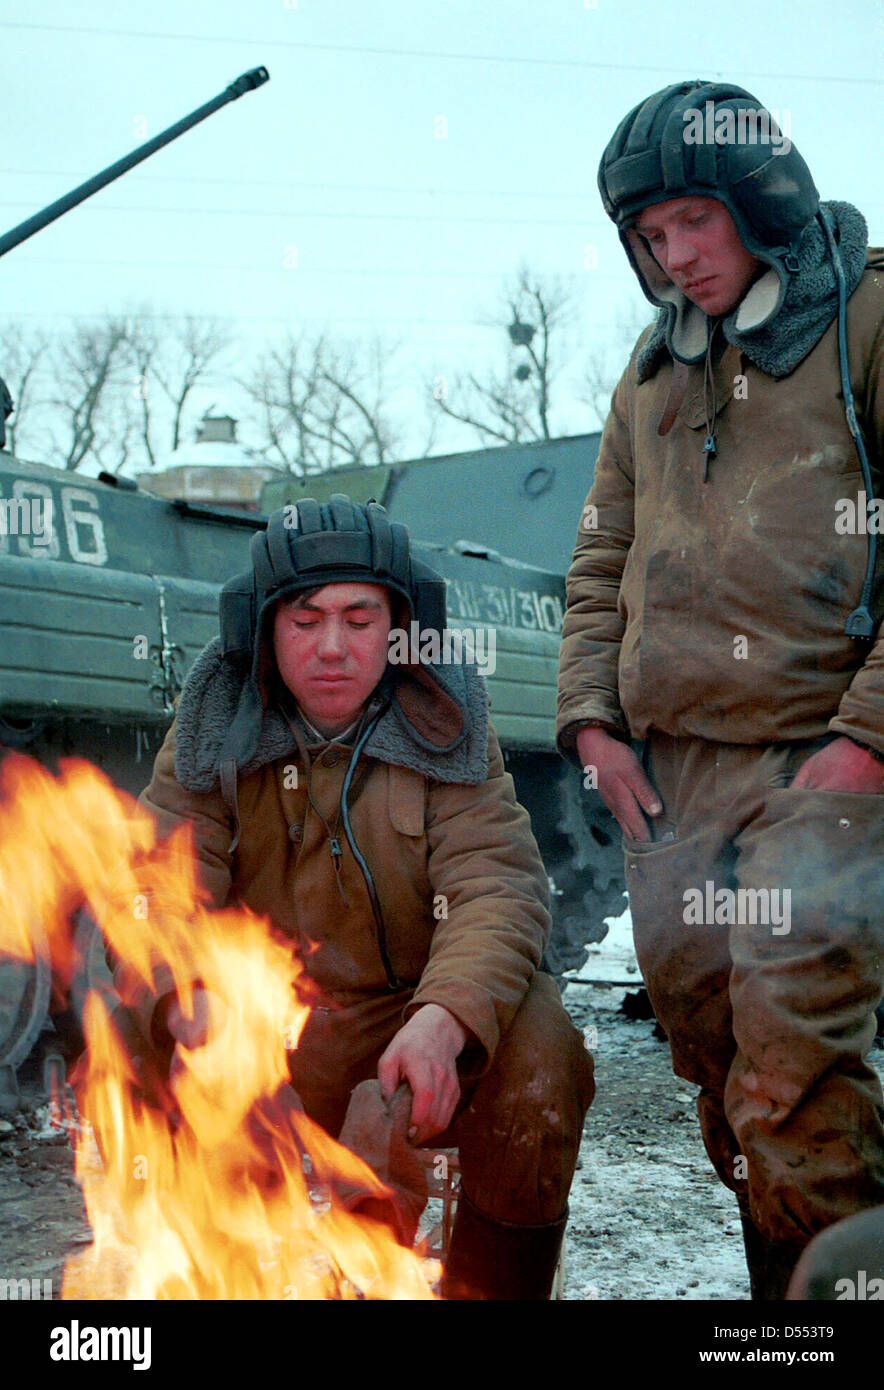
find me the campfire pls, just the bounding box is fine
[0,753,437,1299]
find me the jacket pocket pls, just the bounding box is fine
[622,813,678,853]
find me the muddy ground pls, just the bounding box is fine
[0,1010,750,1302]
[3,908,884,1302]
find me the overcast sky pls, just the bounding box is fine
[2,0,882,462]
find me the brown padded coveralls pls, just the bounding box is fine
[126,683,593,1226]
[558,252,884,1246]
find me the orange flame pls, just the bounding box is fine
[0,754,437,1299]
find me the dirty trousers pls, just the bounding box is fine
[625,732,884,1245]
[286,970,595,1225]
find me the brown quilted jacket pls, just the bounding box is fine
[558,251,884,756]
[119,653,550,1072]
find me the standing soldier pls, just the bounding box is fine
[557,80,884,1298]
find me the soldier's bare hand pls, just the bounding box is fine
[576,725,663,842]
[377,1004,469,1145]
[791,736,884,793]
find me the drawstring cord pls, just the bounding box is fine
[339,698,408,991]
[702,318,721,480]
[818,207,877,639]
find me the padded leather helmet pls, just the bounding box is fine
[213,495,449,772]
[219,494,447,667]
[598,80,820,338]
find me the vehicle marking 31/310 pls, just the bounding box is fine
[446,577,563,633]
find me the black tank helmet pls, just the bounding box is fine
[216,495,448,769]
[598,80,820,356]
[219,494,446,666]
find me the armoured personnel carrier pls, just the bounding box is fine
[0,79,623,1101]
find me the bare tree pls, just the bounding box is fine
[318,340,397,466]
[127,315,162,469]
[47,317,133,472]
[0,324,52,457]
[241,334,399,476]
[430,268,575,446]
[579,305,655,428]
[580,353,618,432]
[1,312,235,474]
[145,316,232,458]
[122,313,234,470]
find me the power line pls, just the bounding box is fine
[9,254,623,282]
[1,20,881,86]
[0,199,605,228]
[0,169,596,202]
[0,308,517,328]
[2,169,881,221]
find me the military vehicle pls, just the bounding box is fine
[0,75,622,1104]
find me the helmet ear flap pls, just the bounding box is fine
[249,527,277,597]
[219,569,258,664]
[725,139,819,250]
[411,560,448,633]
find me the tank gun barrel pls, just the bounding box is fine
[0,66,270,261]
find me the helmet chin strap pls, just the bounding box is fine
[818,208,878,639]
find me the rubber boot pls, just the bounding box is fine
[739,1205,767,1300]
[739,1204,804,1300]
[440,1191,568,1301]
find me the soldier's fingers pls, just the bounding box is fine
[605,779,651,842]
[625,767,663,816]
[426,1067,461,1136]
[377,1049,403,1103]
[409,1063,459,1141]
[622,809,651,842]
[436,1076,460,1134]
[408,1081,436,1136]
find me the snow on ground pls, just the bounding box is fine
[560,900,884,1301]
[561,902,749,1300]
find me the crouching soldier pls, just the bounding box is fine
[114,495,594,1300]
[558,80,884,1298]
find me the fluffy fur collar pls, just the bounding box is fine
[173,638,490,791]
[636,201,869,382]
